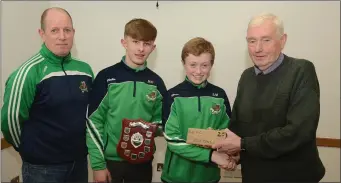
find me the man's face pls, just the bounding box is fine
[121,36,156,67]
[183,53,212,85]
[246,20,287,71]
[39,10,75,57]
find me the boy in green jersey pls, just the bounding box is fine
[161,37,237,183]
[86,18,167,183]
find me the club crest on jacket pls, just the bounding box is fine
[210,104,221,114]
[146,91,156,101]
[79,81,88,93]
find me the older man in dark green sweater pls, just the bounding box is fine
[213,13,325,183]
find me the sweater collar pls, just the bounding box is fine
[254,52,284,75]
[39,43,71,64]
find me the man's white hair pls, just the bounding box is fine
[248,13,284,37]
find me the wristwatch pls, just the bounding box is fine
[240,138,246,151]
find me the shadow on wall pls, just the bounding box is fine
[208,67,215,84]
[181,64,186,82]
[181,62,185,81]
[71,43,79,58]
[244,48,254,69]
[1,147,24,182]
[147,46,158,70]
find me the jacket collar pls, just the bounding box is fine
[121,55,147,72]
[184,76,208,89]
[39,43,71,64]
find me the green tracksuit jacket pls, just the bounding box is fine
[161,78,232,183]
[1,43,93,164]
[86,56,167,171]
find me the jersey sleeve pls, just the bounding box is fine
[1,59,39,150]
[163,95,213,163]
[86,70,109,170]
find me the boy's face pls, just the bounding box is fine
[121,36,156,67]
[183,53,212,85]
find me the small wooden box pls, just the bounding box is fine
[186,128,226,147]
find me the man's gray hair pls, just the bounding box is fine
[248,13,284,37]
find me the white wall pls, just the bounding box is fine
[48,1,340,138]
[1,1,340,182]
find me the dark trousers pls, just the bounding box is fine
[106,159,152,183]
[22,159,88,183]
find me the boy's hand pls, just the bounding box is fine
[211,151,237,171]
[94,168,112,183]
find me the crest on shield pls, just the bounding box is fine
[131,132,143,148]
[117,118,158,164]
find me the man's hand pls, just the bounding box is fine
[94,169,112,183]
[212,129,241,155]
[231,153,240,164]
[211,151,237,171]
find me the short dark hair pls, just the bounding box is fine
[40,7,73,30]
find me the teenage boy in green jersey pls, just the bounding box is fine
[86,18,167,183]
[161,37,237,183]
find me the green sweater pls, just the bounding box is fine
[161,79,231,183]
[230,54,325,182]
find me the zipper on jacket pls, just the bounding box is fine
[167,150,173,174]
[197,95,201,112]
[133,80,136,97]
[61,58,67,75]
[103,134,109,152]
[61,58,72,95]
